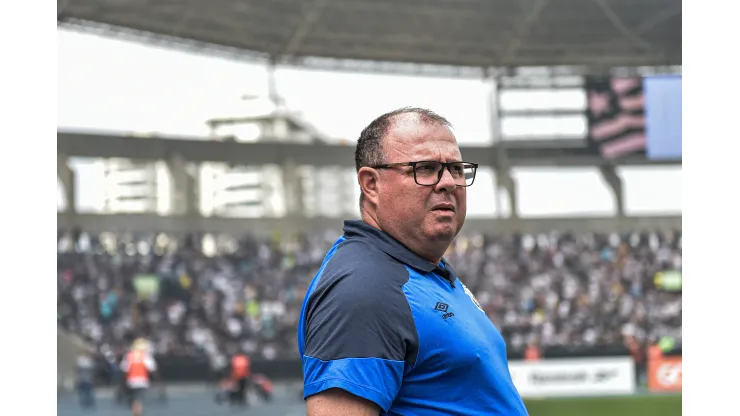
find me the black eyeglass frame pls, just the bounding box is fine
[370,160,479,187]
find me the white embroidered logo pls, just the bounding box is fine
[461,283,484,313]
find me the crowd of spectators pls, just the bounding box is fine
[57,228,681,366]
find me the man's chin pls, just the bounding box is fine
[425,223,457,241]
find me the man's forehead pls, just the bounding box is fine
[384,134,459,162]
[388,112,450,135]
[384,115,458,151]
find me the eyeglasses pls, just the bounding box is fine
[371,161,478,187]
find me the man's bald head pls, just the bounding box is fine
[355,107,453,211]
[355,107,452,172]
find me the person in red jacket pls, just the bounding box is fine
[229,351,251,406]
[120,339,157,416]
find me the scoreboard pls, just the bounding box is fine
[586,74,682,161]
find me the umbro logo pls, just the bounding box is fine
[434,302,454,320]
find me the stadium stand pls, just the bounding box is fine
[57,228,681,366]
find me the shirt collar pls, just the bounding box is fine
[343,220,458,281]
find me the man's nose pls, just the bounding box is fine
[434,167,457,193]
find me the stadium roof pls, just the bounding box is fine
[58,0,680,73]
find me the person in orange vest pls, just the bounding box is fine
[229,351,251,406]
[524,341,541,361]
[120,339,158,416]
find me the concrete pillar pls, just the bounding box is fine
[599,165,625,217]
[281,158,305,216]
[489,70,519,218]
[494,160,519,219]
[57,154,77,230]
[166,154,199,215]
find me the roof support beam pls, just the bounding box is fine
[499,0,550,65]
[280,0,333,57]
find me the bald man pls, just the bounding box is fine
[297,107,528,415]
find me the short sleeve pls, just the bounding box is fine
[301,248,418,412]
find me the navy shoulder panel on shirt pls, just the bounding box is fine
[302,238,419,368]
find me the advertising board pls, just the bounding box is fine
[647,355,682,393]
[509,357,636,397]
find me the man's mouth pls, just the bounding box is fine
[431,204,455,212]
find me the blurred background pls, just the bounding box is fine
[57,0,681,415]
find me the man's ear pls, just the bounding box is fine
[357,167,380,206]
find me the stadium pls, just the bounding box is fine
[57,1,681,415]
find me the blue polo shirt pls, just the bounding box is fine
[298,220,528,415]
